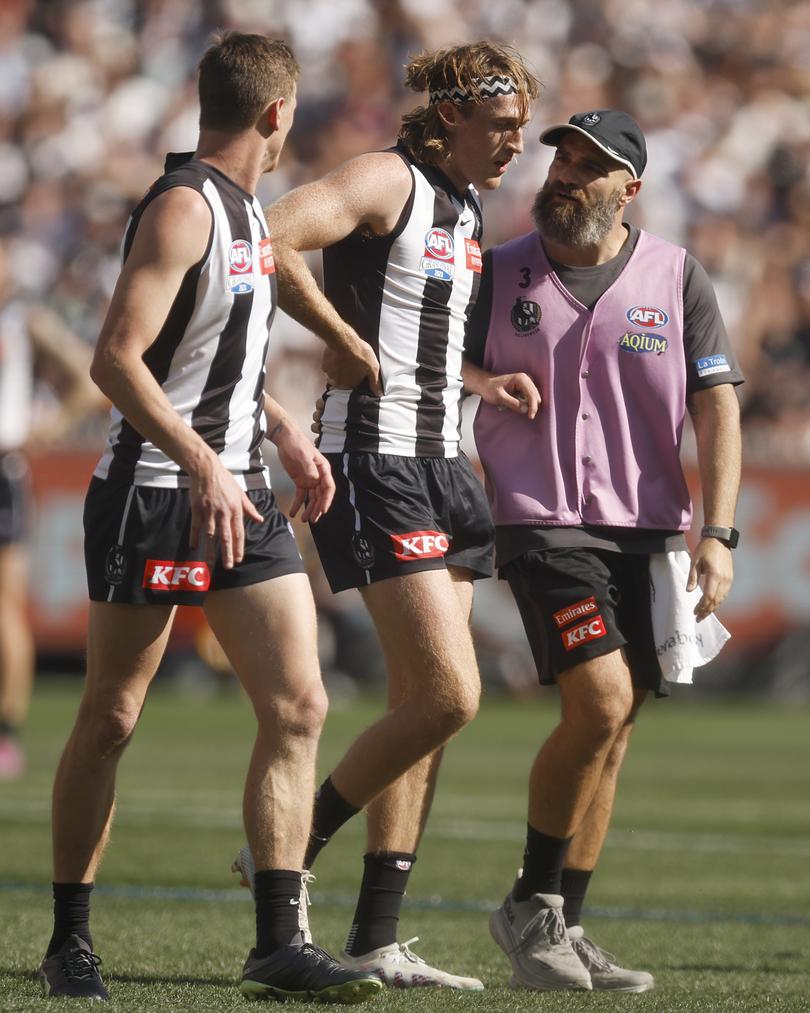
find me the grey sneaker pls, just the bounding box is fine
[240,942,383,1003]
[232,844,314,943]
[569,925,655,992]
[37,934,109,1001]
[489,890,592,991]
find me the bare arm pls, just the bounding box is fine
[265,152,413,393]
[90,186,263,568]
[462,359,541,419]
[25,307,107,450]
[263,394,335,523]
[686,383,742,619]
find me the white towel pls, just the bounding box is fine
[649,551,731,684]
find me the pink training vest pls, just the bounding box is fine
[473,229,691,530]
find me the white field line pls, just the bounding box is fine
[2,797,809,857]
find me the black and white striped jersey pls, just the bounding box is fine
[94,153,276,489]
[318,145,483,458]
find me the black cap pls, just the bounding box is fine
[540,110,647,178]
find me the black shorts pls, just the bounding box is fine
[0,452,30,546]
[84,477,304,605]
[311,453,494,593]
[502,547,664,695]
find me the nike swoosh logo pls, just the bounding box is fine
[460,218,472,226]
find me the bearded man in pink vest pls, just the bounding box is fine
[463,110,743,993]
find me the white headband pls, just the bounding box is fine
[429,75,518,105]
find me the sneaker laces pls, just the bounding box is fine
[397,938,427,965]
[61,947,102,982]
[516,904,567,951]
[300,870,316,909]
[571,934,616,972]
[300,943,337,967]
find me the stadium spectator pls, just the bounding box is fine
[465,109,742,991]
[0,238,101,780]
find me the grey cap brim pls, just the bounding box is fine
[540,123,639,178]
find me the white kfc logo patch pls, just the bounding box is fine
[390,530,451,562]
[143,559,211,592]
[562,615,607,651]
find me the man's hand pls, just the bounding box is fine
[322,335,382,394]
[273,422,335,523]
[687,537,734,621]
[463,359,541,419]
[311,396,325,436]
[189,453,264,570]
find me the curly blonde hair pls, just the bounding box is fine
[398,42,540,164]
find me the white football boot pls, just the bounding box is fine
[340,937,484,990]
[231,844,314,944]
[568,925,654,992]
[489,889,592,991]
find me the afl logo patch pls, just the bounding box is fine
[626,305,669,329]
[228,239,254,294]
[420,228,455,281]
[511,297,542,335]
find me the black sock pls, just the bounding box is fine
[561,867,592,927]
[254,869,303,958]
[304,777,360,869]
[344,852,416,956]
[513,825,573,901]
[46,882,94,957]
[0,719,18,738]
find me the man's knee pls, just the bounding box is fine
[256,681,328,741]
[561,667,636,744]
[77,697,141,758]
[427,679,480,739]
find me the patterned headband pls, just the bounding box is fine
[429,75,518,105]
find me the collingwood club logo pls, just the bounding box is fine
[104,545,126,585]
[351,534,375,569]
[511,297,542,335]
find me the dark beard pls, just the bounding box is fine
[532,182,623,248]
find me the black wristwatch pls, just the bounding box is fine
[700,525,740,549]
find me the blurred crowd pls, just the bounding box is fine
[2,0,810,462]
[1,0,809,694]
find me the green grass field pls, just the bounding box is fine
[1,678,809,1012]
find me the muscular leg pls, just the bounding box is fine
[564,684,647,869]
[340,568,480,969]
[204,573,327,873]
[331,568,479,824]
[561,685,647,927]
[528,649,636,838]
[0,542,34,728]
[514,649,636,901]
[52,602,176,883]
[364,568,475,853]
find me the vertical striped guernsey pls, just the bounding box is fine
[317,145,483,458]
[94,154,276,490]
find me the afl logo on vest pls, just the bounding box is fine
[420,228,455,281]
[227,239,254,294]
[511,297,542,335]
[626,305,669,328]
